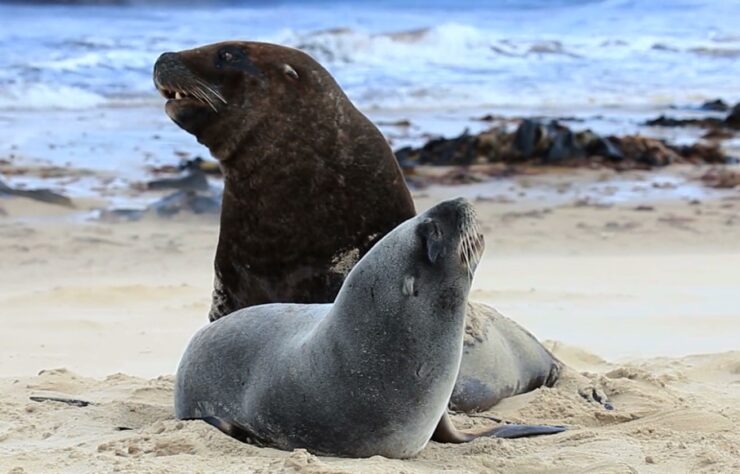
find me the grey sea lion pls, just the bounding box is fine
[153,41,609,424]
[175,198,564,458]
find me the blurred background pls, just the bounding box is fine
[0,0,739,371]
[1,0,739,193]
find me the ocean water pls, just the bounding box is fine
[1,0,739,203]
[1,0,739,112]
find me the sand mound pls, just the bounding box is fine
[1,349,738,473]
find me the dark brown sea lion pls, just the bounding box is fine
[153,41,415,319]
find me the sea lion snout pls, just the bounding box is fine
[417,199,484,274]
[424,198,480,238]
[153,51,226,109]
[153,52,188,91]
[155,51,180,68]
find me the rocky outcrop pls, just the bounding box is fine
[395,119,731,172]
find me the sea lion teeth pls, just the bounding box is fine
[175,91,183,100]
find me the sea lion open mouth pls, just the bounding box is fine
[153,76,226,112]
[153,51,228,114]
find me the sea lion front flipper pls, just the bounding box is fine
[431,412,565,444]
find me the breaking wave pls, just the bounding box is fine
[1,0,739,111]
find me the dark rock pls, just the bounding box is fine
[416,130,478,166]
[646,104,740,131]
[645,115,724,128]
[99,188,222,222]
[606,135,683,167]
[725,103,740,128]
[674,143,727,164]
[97,208,145,222]
[547,129,583,162]
[476,114,504,122]
[589,137,624,161]
[702,128,735,140]
[149,190,221,217]
[513,119,540,158]
[146,169,210,192]
[0,178,74,207]
[149,156,222,176]
[393,119,737,172]
[476,128,511,162]
[179,156,222,175]
[700,99,729,112]
[394,146,418,170]
[377,119,412,127]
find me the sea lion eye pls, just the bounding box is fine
[283,64,299,80]
[217,47,246,65]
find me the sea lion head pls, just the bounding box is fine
[412,197,485,291]
[337,197,484,316]
[153,41,343,161]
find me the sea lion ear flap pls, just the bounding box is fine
[282,64,299,80]
[417,218,446,264]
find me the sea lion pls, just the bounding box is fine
[153,41,415,319]
[153,41,608,420]
[175,198,564,458]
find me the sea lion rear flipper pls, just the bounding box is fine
[485,424,566,438]
[432,412,565,444]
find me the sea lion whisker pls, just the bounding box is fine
[187,86,205,103]
[460,222,469,262]
[193,86,218,112]
[201,82,227,104]
[464,218,480,278]
[467,242,475,278]
[196,79,228,104]
[462,233,473,279]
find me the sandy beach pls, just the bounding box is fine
[1,0,739,471]
[1,168,739,473]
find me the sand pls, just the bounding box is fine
[1,168,739,473]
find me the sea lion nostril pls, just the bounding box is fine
[156,52,180,66]
[153,52,189,83]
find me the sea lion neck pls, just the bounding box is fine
[209,101,416,318]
